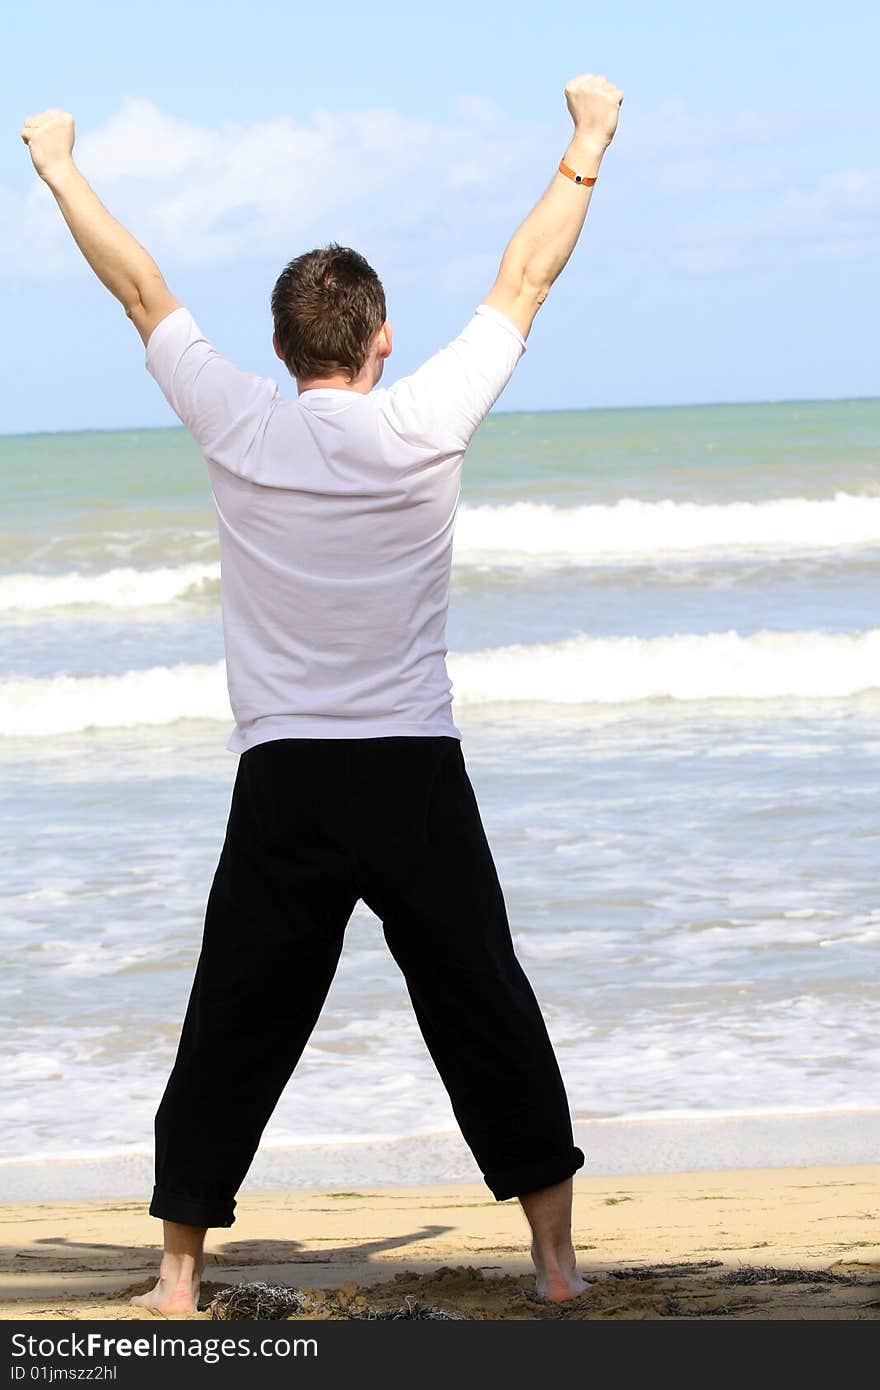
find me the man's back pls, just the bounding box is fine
[146,303,526,752]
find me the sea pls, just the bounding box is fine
[2,398,879,1200]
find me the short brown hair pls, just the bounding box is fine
[270,243,387,383]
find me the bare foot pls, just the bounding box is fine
[531,1240,591,1303]
[130,1252,205,1315]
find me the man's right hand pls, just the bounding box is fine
[564,73,624,151]
[21,108,77,184]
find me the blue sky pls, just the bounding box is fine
[2,0,878,432]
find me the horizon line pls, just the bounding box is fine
[2,390,878,441]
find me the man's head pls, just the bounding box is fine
[270,243,391,393]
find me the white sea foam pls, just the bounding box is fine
[453,492,880,561]
[3,628,880,736]
[0,661,230,735]
[451,629,880,705]
[0,562,219,612]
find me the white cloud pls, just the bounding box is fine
[6,96,545,276]
[76,98,215,178]
[660,164,880,276]
[590,101,880,281]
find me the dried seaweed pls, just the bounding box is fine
[209,1282,311,1320]
[208,1281,464,1321]
[359,1295,464,1321]
[606,1260,724,1281]
[716,1266,861,1287]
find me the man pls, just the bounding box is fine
[22,72,622,1312]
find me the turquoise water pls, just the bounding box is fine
[1,399,879,1174]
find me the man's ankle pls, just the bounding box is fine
[161,1251,202,1272]
[531,1239,576,1270]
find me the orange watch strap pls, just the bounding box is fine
[558,158,597,187]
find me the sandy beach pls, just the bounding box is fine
[1,1165,877,1321]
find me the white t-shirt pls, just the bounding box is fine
[145,303,526,753]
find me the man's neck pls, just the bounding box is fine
[297,372,374,396]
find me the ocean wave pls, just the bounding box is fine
[4,493,880,615]
[454,492,880,561]
[0,662,230,735]
[0,563,219,612]
[3,629,880,735]
[452,629,880,705]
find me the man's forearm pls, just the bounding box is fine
[21,108,178,342]
[496,133,607,303]
[44,160,165,315]
[484,75,623,336]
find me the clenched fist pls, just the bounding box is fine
[564,74,623,149]
[20,108,76,181]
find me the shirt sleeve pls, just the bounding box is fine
[380,304,527,455]
[145,307,280,476]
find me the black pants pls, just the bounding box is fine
[150,735,584,1227]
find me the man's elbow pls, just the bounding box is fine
[125,282,182,346]
[482,272,545,342]
[524,276,551,308]
[498,264,550,309]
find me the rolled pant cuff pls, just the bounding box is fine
[149,1186,237,1228]
[485,1146,586,1202]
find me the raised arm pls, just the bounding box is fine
[482,73,623,340]
[20,109,180,346]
